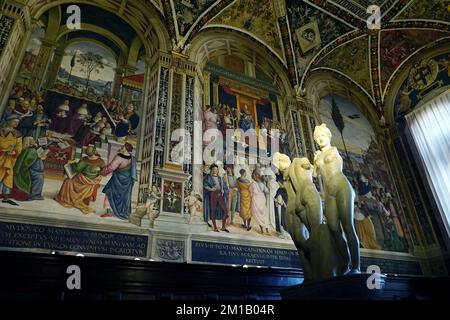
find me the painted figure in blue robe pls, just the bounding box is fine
[203,164,229,232]
[115,104,140,139]
[101,142,137,220]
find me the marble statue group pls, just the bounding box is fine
[273,123,360,282]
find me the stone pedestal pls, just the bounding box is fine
[280,273,387,300]
[153,164,208,233]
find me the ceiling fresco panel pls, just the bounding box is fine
[380,29,450,95]
[207,0,284,59]
[173,0,218,36]
[315,35,372,96]
[394,0,450,24]
[286,0,353,82]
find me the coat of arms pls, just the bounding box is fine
[408,59,439,91]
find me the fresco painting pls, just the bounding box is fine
[208,0,283,58]
[174,0,217,36]
[380,29,450,92]
[202,62,291,239]
[286,0,352,81]
[319,95,411,252]
[394,52,450,119]
[0,37,144,223]
[395,0,450,23]
[317,36,372,94]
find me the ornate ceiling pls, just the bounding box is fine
[28,0,450,111]
[160,0,450,111]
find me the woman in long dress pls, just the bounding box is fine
[250,169,269,234]
[313,123,360,273]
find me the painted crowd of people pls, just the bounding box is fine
[202,103,291,157]
[352,172,408,252]
[203,163,288,237]
[4,83,140,145]
[0,83,139,221]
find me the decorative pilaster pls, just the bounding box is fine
[149,51,207,232]
[212,82,219,106]
[192,76,203,195]
[29,38,57,91]
[137,53,169,204]
[0,1,30,110]
[112,65,124,98]
[203,71,210,107]
[45,46,65,89]
[121,64,138,104]
[183,74,194,195]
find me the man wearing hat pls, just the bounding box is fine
[0,114,23,205]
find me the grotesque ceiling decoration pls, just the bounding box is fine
[163,0,450,118]
[315,35,372,100]
[379,29,450,96]
[29,0,450,115]
[173,0,217,36]
[206,0,285,62]
[393,0,450,23]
